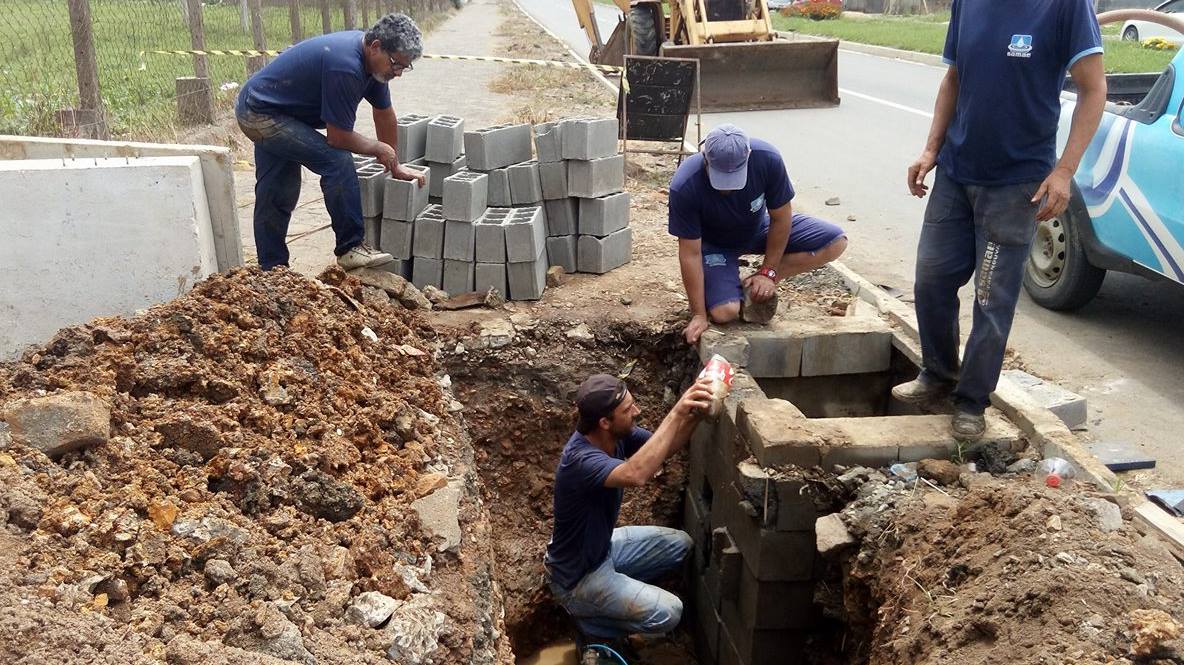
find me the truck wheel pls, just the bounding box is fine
[1023,208,1106,310]
[1123,25,1140,41]
[629,5,660,56]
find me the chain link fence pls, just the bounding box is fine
[0,0,454,141]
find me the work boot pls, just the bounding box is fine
[740,285,779,324]
[337,244,393,270]
[951,410,986,442]
[891,378,952,404]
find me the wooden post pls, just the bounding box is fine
[362,0,371,27]
[239,0,250,33]
[65,0,108,140]
[343,0,357,29]
[289,0,302,43]
[321,0,332,33]
[186,0,209,79]
[247,0,267,75]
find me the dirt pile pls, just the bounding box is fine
[833,473,1184,664]
[0,267,509,664]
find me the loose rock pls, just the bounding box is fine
[346,591,402,628]
[2,391,110,458]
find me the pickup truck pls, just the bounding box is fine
[1023,13,1184,310]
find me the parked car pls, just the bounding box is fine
[1121,0,1184,44]
[1023,48,1184,309]
[768,0,794,9]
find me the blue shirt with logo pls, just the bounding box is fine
[938,0,1103,186]
[667,138,796,251]
[237,30,391,131]
[546,427,651,591]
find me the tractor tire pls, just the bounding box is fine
[1022,205,1106,310]
[629,5,660,56]
[1123,25,1140,41]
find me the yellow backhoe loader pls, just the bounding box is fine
[571,0,839,112]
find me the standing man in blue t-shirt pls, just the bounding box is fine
[545,374,712,650]
[668,124,848,345]
[893,0,1107,440]
[236,13,427,271]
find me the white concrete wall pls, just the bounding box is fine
[0,135,241,271]
[0,156,218,358]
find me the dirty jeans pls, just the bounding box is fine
[914,168,1041,415]
[549,526,692,639]
[236,108,364,270]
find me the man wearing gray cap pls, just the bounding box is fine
[669,124,848,345]
[545,373,713,651]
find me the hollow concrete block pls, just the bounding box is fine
[442,169,488,222]
[379,219,414,259]
[744,331,805,378]
[463,123,532,171]
[427,156,466,198]
[475,262,507,297]
[736,398,821,468]
[508,161,543,205]
[532,121,563,163]
[443,220,475,261]
[364,215,381,248]
[425,114,464,163]
[544,197,579,236]
[411,257,443,291]
[567,154,624,198]
[717,486,816,582]
[539,160,569,200]
[545,235,577,274]
[442,259,474,295]
[411,204,445,258]
[382,167,430,222]
[357,163,388,218]
[508,249,547,301]
[698,330,751,368]
[578,192,630,237]
[504,205,546,263]
[375,257,411,280]
[800,328,893,377]
[474,209,509,264]
[560,117,619,160]
[397,113,431,163]
[577,227,631,274]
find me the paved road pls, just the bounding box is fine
[514,0,1184,486]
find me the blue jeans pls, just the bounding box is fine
[236,108,364,269]
[914,168,1041,414]
[549,526,692,639]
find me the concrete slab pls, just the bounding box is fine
[1001,369,1088,430]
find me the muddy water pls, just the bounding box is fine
[519,641,578,665]
[519,639,698,664]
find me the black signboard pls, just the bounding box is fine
[616,55,698,149]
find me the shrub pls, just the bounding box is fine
[1143,37,1179,51]
[781,0,842,20]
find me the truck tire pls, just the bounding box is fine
[1023,206,1106,310]
[630,5,660,56]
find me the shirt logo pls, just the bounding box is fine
[749,193,766,213]
[1007,34,1034,58]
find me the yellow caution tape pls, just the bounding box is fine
[137,49,622,73]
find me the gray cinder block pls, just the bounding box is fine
[484,167,512,207]
[560,117,619,160]
[508,249,548,301]
[382,166,430,221]
[357,163,388,218]
[578,192,630,237]
[379,218,414,259]
[443,259,474,295]
[426,156,467,197]
[568,154,624,198]
[504,205,546,263]
[508,161,543,205]
[543,197,579,236]
[412,204,445,258]
[364,215,381,248]
[425,114,464,163]
[411,256,443,290]
[376,257,412,280]
[442,170,489,222]
[397,113,431,163]
[539,161,568,201]
[464,123,532,171]
[475,208,510,263]
[353,154,376,168]
[475,262,507,297]
[443,219,476,261]
[578,226,632,274]
[546,235,577,273]
[533,121,563,163]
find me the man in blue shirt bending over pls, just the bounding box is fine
[893,0,1107,440]
[546,373,712,653]
[236,13,427,271]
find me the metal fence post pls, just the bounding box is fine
[289,0,303,43]
[65,0,108,139]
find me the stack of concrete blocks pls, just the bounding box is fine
[425,115,467,198]
[410,203,446,290]
[440,169,489,295]
[354,154,430,278]
[533,117,631,275]
[467,206,549,300]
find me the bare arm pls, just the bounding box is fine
[373,105,399,156]
[678,238,711,344]
[1032,53,1106,221]
[908,65,960,197]
[762,203,793,273]
[325,122,395,164]
[605,379,713,488]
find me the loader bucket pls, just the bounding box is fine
[660,39,840,112]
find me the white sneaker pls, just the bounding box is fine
[337,244,393,270]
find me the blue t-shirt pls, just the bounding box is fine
[546,427,651,591]
[667,138,796,251]
[938,0,1103,186]
[238,31,392,131]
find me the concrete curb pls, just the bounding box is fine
[777,31,946,68]
[827,260,1184,558]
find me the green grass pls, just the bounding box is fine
[0,0,448,140]
[773,12,1179,74]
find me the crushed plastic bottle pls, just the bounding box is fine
[1037,457,1076,488]
[889,462,918,482]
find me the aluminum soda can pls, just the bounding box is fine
[698,354,734,418]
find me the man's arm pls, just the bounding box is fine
[746,202,793,302]
[605,379,713,488]
[326,122,396,165]
[678,238,710,344]
[372,105,426,185]
[908,65,959,198]
[1031,53,1106,221]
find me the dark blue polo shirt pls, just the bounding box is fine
[546,427,651,591]
[938,0,1103,186]
[238,30,391,131]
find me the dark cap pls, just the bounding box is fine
[576,373,628,425]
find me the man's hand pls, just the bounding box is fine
[742,273,776,302]
[374,144,399,172]
[1032,167,1072,222]
[390,164,427,187]
[907,150,938,198]
[673,377,715,419]
[684,314,710,345]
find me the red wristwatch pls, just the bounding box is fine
[757,266,778,282]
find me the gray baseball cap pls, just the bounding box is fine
[702,124,751,191]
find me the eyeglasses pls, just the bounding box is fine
[387,55,414,72]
